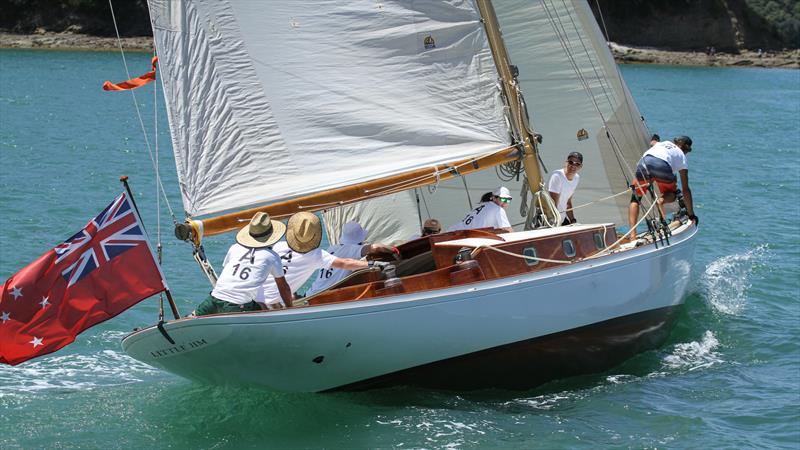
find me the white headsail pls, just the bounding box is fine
[347,0,652,234]
[148,0,510,218]
[494,0,650,224]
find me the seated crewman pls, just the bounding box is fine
[449,186,514,233]
[258,213,389,308]
[194,212,292,316]
[305,221,397,296]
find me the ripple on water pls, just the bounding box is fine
[0,331,160,396]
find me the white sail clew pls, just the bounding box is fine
[148,0,510,218]
[328,0,651,238]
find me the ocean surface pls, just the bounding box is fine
[0,49,798,449]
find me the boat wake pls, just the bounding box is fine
[0,330,159,396]
[662,330,723,372]
[700,244,767,315]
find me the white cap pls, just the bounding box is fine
[340,221,368,245]
[493,186,512,199]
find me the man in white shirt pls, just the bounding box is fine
[449,186,514,233]
[547,151,583,225]
[629,136,698,239]
[306,221,398,296]
[259,213,389,307]
[194,212,292,316]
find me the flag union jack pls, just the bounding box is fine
[55,193,149,287]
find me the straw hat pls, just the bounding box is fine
[340,221,368,245]
[287,212,323,253]
[236,212,286,248]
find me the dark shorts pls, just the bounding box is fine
[195,294,262,316]
[632,155,678,198]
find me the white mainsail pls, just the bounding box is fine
[148,0,511,218]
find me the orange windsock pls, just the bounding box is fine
[102,56,158,91]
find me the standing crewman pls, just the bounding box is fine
[548,151,584,225]
[629,136,698,240]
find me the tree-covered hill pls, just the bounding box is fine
[1,0,797,51]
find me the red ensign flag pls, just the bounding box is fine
[0,192,167,365]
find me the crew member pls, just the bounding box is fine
[194,212,292,316]
[548,151,583,225]
[629,136,698,239]
[449,186,513,233]
[306,221,397,296]
[259,213,389,307]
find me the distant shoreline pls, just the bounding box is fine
[1,31,798,69]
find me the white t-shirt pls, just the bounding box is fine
[211,243,284,305]
[547,169,580,217]
[449,201,511,231]
[644,141,688,172]
[305,243,364,296]
[258,241,337,305]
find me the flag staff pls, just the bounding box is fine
[120,176,180,320]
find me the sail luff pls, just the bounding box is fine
[475,0,545,192]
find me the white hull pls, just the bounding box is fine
[122,224,697,392]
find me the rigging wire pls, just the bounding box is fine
[592,0,644,146]
[541,0,654,212]
[108,0,177,224]
[541,0,628,171]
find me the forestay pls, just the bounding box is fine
[148,0,510,217]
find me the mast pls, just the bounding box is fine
[475,0,546,196]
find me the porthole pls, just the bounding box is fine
[562,239,576,258]
[593,232,606,250]
[522,247,538,266]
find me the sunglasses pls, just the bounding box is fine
[498,197,512,203]
[567,159,582,167]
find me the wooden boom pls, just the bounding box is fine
[181,146,520,240]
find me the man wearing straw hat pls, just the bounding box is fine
[259,213,389,308]
[194,212,292,316]
[306,220,397,296]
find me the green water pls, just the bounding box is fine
[1,50,798,448]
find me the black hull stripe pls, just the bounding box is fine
[327,305,682,392]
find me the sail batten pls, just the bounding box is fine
[148,0,511,217]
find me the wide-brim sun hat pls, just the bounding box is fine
[493,186,512,199]
[287,212,323,253]
[340,221,368,245]
[236,212,286,248]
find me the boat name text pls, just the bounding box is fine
[150,339,208,358]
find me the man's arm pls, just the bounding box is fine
[678,169,696,221]
[331,257,369,271]
[361,244,400,261]
[565,197,576,223]
[549,191,560,207]
[275,276,293,308]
